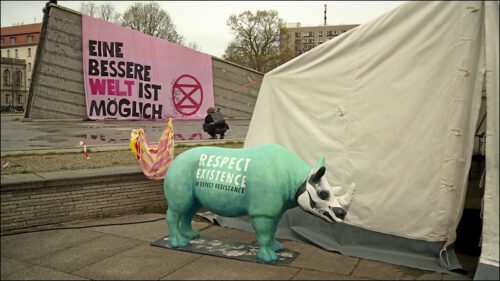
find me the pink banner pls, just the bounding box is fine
[82,15,214,120]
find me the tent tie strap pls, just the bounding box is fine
[459,68,471,76]
[440,182,456,191]
[448,129,463,136]
[466,6,480,12]
[336,105,347,116]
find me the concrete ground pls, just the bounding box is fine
[0,213,472,280]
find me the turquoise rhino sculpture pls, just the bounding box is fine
[164,143,356,263]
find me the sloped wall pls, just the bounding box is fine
[212,58,262,118]
[25,4,263,120]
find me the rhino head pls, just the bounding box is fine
[295,157,356,223]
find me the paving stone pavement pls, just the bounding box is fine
[0,213,473,280]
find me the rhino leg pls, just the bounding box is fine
[271,239,284,251]
[179,201,201,240]
[251,216,279,263]
[166,208,190,248]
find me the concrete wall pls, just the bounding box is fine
[25,4,263,120]
[212,58,262,118]
[1,169,164,233]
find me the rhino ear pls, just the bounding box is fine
[316,156,325,169]
[311,166,326,182]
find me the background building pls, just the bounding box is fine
[1,57,27,111]
[1,23,42,110]
[281,23,359,57]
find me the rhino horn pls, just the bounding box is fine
[338,183,356,209]
[331,185,343,196]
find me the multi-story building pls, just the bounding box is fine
[1,23,42,110]
[1,57,27,111]
[281,23,359,57]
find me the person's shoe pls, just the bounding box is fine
[209,136,217,139]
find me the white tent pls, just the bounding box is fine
[219,1,498,279]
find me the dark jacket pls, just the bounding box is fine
[203,113,229,132]
[204,114,214,124]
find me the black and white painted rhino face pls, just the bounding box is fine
[296,167,356,223]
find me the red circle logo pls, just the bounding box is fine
[172,74,203,116]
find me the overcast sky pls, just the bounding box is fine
[1,1,406,57]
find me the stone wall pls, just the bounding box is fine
[1,168,164,233]
[25,4,263,120]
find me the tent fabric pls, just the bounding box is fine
[475,1,499,279]
[246,0,484,242]
[215,208,464,274]
[474,263,499,280]
[226,0,499,274]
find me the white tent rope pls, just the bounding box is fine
[479,166,486,189]
[439,247,451,269]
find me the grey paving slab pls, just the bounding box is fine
[282,240,359,275]
[442,272,473,280]
[161,255,300,280]
[0,229,104,261]
[199,225,257,244]
[0,257,35,278]
[30,234,143,273]
[73,243,201,280]
[352,259,402,280]
[85,218,209,243]
[292,269,370,280]
[397,266,444,280]
[61,213,165,227]
[2,264,89,280]
[62,213,207,242]
[352,259,433,280]
[63,213,170,243]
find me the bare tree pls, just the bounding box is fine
[223,10,293,73]
[79,2,98,17]
[97,3,120,23]
[121,1,184,44]
[80,1,120,23]
[187,41,202,52]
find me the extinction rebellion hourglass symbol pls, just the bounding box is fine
[172,74,204,116]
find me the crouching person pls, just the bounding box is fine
[203,107,229,139]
